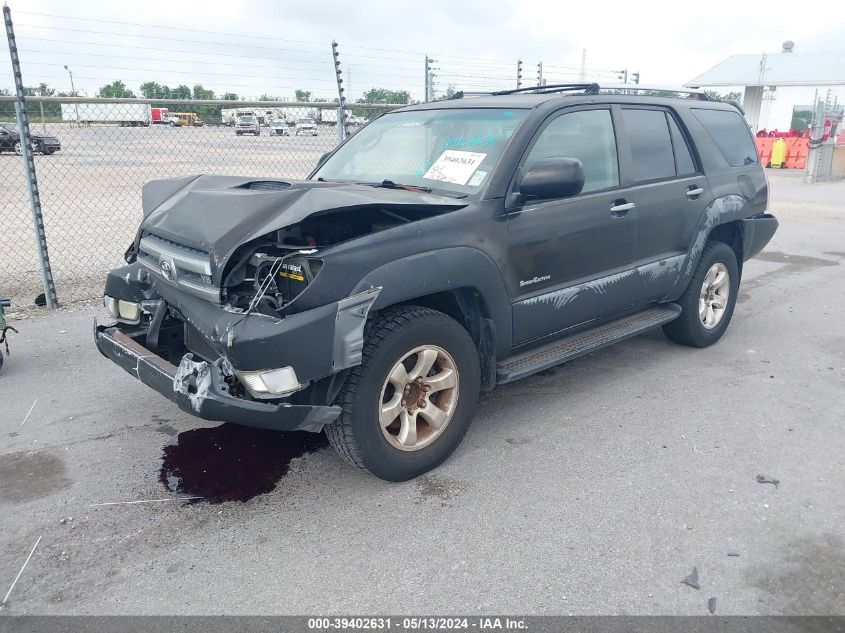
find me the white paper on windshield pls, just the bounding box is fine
[423,150,487,185]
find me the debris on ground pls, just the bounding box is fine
[708,597,717,614]
[756,474,781,487]
[681,566,700,589]
[58,517,73,525]
[727,552,740,557]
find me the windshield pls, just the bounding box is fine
[312,108,527,196]
[238,116,255,123]
[298,118,314,124]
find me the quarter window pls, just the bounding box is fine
[622,109,675,182]
[523,109,619,194]
[691,108,758,167]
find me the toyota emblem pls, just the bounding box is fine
[159,260,173,280]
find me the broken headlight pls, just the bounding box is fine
[236,366,300,398]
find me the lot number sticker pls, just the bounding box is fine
[423,150,487,185]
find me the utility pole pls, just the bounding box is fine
[631,71,640,84]
[424,55,437,102]
[537,61,543,88]
[64,64,79,125]
[516,59,523,89]
[331,40,349,143]
[579,49,586,82]
[424,55,430,102]
[617,68,628,84]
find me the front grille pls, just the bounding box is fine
[137,233,219,302]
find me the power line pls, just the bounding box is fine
[18,49,422,80]
[15,11,545,65]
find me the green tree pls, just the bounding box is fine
[295,89,312,102]
[98,80,136,98]
[0,88,10,96]
[171,84,191,100]
[435,84,457,101]
[704,90,742,104]
[358,88,410,104]
[140,81,171,99]
[222,92,239,100]
[192,84,215,100]
[23,83,56,96]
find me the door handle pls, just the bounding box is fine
[609,201,635,216]
[686,186,704,198]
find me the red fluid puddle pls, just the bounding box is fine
[160,423,328,503]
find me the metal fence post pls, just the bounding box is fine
[3,4,58,308]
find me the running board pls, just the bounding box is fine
[497,304,682,383]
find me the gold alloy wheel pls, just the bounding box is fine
[378,345,460,451]
[699,262,730,329]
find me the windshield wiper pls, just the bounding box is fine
[357,179,433,193]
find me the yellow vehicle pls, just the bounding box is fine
[173,112,204,127]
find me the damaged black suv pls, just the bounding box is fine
[96,84,777,481]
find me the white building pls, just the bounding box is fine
[687,42,845,134]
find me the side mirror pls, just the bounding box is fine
[316,151,331,168]
[518,157,585,200]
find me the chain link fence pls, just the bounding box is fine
[0,97,398,309]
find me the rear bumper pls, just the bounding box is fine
[95,323,341,432]
[741,213,779,261]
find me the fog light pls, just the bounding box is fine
[236,366,300,398]
[103,295,141,323]
[117,300,140,322]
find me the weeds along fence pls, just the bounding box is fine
[0,96,398,309]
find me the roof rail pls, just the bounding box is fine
[494,83,600,96]
[450,83,711,100]
[592,84,710,99]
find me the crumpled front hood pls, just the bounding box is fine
[139,174,465,271]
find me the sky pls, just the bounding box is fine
[4,0,845,102]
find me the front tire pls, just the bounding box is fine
[663,241,739,348]
[325,306,481,481]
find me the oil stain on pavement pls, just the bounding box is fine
[159,423,328,503]
[0,451,72,504]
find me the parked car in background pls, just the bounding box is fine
[270,119,290,136]
[0,122,61,155]
[235,115,260,136]
[166,115,183,127]
[294,117,318,136]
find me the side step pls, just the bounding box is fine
[497,304,682,383]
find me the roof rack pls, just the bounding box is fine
[450,83,710,100]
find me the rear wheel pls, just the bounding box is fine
[663,241,739,347]
[14,141,22,155]
[325,306,480,481]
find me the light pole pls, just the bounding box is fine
[64,65,79,125]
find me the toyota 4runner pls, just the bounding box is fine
[95,84,778,481]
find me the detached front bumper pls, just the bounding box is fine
[95,324,341,432]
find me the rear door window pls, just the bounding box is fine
[691,108,757,167]
[621,109,676,182]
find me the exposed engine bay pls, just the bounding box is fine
[221,205,445,314]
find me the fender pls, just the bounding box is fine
[665,194,747,302]
[352,247,513,356]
